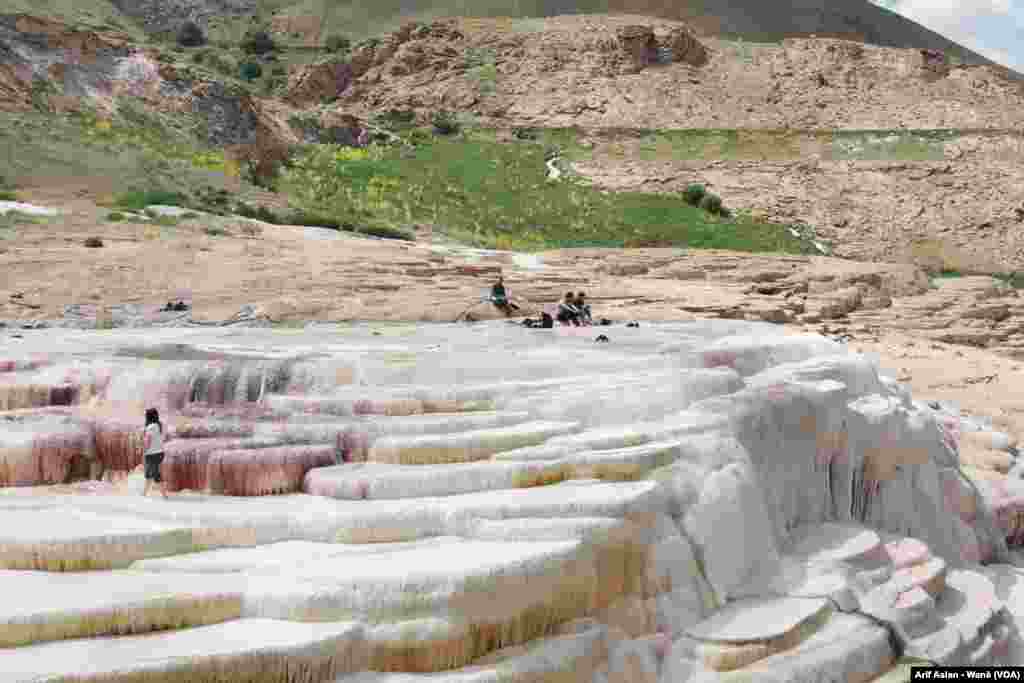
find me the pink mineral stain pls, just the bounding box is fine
[703,351,738,369]
[653,633,671,659]
[885,538,930,570]
[960,540,982,564]
[993,635,1011,660]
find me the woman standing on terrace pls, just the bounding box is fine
[143,408,166,498]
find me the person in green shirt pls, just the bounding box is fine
[490,276,519,315]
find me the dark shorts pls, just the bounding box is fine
[144,453,164,482]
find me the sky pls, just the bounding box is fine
[869,0,1024,71]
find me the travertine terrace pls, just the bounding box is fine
[3,321,1024,681]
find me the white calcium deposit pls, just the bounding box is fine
[1,321,1023,681]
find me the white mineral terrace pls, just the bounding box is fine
[3,321,1024,682]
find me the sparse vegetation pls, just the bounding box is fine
[325,35,351,52]
[354,223,415,241]
[241,29,276,55]
[240,222,263,238]
[373,109,418,132]
[0,190,17,201]
[106,212,126,221]
[431,110,461,136]
[235,202,281,223]
[204,226,228,237]
[0,210,40,232]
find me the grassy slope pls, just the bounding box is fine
[4,99,996,255]
[280,126,814,253]
[0,103,242,203]
[1,0,148,39]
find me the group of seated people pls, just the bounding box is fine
[556,291,592,326]
[490,277,602,328]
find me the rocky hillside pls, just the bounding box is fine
[328,16,1024,130]
[5,10,1024,272]
[47,0,1020,77]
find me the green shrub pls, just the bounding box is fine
[699,193,723,215]
[192,186,232,214]
[114,190,187,212]
[0,190,17,201]
[106,211,125,221]
[239,61,263,81]
[241,30,276,55]
[431,110,460,136]
[407,128,433,146]
[176,20,206,47]
[325,34,351,52]
[683,184,705,206]
[235,202,281,223]
[355,223,415,241]
[374,109,417,131]
[287,209,340,229]
[204,226,227,237]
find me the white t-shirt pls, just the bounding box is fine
[144,423,163,455]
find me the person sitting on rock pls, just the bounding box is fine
[556,291,581,326]
[490,276,520,316]
[574,292,593,326]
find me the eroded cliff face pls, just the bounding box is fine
[295,15,1024,131]
[0,15,281,146]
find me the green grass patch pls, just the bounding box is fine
[113,190,188,212]
[826,130,953,162]
[106,211,126,222]
[636,129,803,161]
[564,128,968,163]
[933,270,1024,289]
[280,131,812,253]
[0,190,17,201]
[994,272,1024,288]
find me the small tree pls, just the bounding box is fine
[699,193,723,215]
[242,29,276,55]
[176,20,206,47]
[239,61,263,81]
[431,110,460,136]
[683,183,705,206]
[325,34,351,52]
